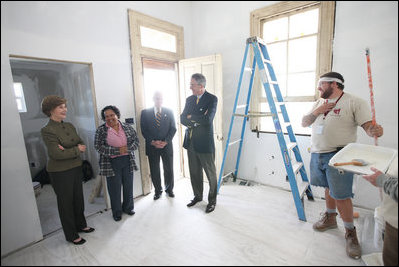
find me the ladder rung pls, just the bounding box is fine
[275,101,285,106]
[269,81,278,85]
[286,142,297,151]
[292,162,303,174]
[222,172,234,179]
[229,139,242,146]
[236,104,247,109]
[234,112,273,117]
[244,67,253,72]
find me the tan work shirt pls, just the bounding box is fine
[308,92,371,153]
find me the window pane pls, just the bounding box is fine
[263,17,288,43]
[140,26,176,53]
[16,99,23,111]
[288,36,317,73]
[260,101,313,135]
[268,42,287,74]
[289,8,319,38]
[287,72,315,96]
[13,82,23,97]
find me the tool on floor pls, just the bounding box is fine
[333,159,368,167]
[216,36,313,222]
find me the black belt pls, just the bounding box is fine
[336,147,344,152]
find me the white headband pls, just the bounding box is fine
[318,77,344,85]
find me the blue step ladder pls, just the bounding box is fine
[216,36,314,221]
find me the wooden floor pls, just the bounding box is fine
[1,178,381,266]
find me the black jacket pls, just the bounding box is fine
[180,91,218,153]
[140,107,176,155]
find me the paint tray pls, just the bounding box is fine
[329,143,397,175]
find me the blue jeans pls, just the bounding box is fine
[310,152,354,200]
[106,155,134,217]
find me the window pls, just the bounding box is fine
[140,26,177,53]
[250,1,335,135]
[13,82,27,113]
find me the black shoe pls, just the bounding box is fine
[187,198,202,207]
[167,191,175,198]
[124,210,135,216]
[205,204,216,213]
[154,193,161,200]
[72,238,86,245]
[113,216,121,221]
[79,227,95,233]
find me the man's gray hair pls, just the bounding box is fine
[191,73,206,88]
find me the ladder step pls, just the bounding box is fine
[229,139,242,146]
[244,67,253,72]
[275,101,285,106]
[236,104,247,109]
[298,181,310,197]
[286,142,297,151]
[264,59,272,64]
[292,162,303,174]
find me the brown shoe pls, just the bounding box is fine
[345,227,361,259]
[313,211,338,231]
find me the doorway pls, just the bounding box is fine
[9,56,105,236]
[142,59,182,179]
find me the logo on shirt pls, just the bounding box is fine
[333,108,341,115]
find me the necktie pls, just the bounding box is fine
[155,111,161,127]
[196,96,200,104]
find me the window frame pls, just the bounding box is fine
[13,82,27,113]
[249,1,335,133]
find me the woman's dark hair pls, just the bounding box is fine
[101,105,121,121]
[41,95,67,117]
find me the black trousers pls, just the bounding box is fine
[147,144,174,194]
[383,222,398,266]
[187,141,217,205]
[49,166,87,242]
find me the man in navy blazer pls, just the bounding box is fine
[141,91,176,200]
[181,73,218,213]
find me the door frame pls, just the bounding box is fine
[128,10,184,195]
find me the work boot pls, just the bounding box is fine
[313,211,338,231]
[345,227,361,259]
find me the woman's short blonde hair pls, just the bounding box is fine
[41,95,67,117]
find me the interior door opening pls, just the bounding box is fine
[9,56,105,237]
[142,58,183,181]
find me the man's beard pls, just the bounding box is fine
[321,85,333,99]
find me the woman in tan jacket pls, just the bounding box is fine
[41,95,94,245]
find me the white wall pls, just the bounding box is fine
[1,1,193,256]
[190,1,398,208]
[1,0,398,257]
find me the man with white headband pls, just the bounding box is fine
[302,71,384,259]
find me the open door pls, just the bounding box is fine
[178,54,223,178]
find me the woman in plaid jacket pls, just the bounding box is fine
[95,105,139,221]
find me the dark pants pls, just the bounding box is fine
[187,142,217,205]
[383,222,398,266]
[107,155,134,218]
[148,144,174,195]
[49,166,87,242]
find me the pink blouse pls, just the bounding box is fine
[106,121,128,158]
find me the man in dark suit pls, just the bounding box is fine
[180,73,218,213]
[141,91,177,200]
